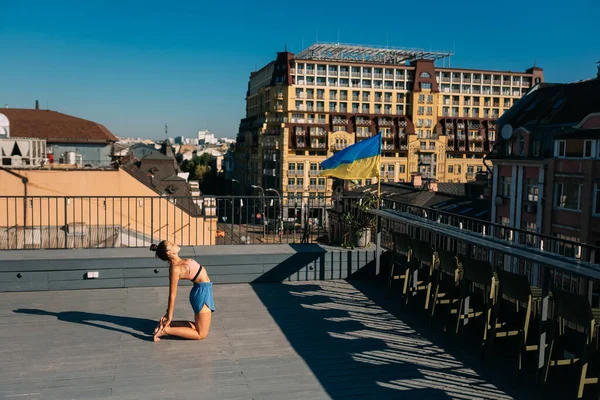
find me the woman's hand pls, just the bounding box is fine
[160,314,172,328]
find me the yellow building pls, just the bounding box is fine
[234,43,544,199]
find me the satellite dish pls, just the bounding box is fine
[0,113,9,137]
[500,124,513,140]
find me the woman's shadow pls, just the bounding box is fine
[13,308,156,341]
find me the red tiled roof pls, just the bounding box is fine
[0,109,118,143]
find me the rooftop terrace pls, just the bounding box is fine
[1,280,567,400]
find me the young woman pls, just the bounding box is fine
[150,240,215,341]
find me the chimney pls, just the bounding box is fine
[35,100,39,110]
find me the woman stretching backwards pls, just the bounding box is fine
[150,240,215,341]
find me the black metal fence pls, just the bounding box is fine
[0,195,347,250]
[379,198,598,265]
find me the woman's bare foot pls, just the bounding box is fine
[153,326,166,342]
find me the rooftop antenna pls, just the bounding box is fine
[337,29,340,45]
[165,123,168,142]
[533,57,537,67]
[284,42,287,52]
[316,28,318,44]
[386,32,389,48]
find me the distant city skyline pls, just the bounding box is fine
[1,1,598,140]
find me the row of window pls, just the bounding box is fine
[293,102,404,114]
[287,178,327,186]
[291,78,528,95]
[448,165,483,174]
[294,89,406,102]
[499,178,600,214]
[556,139,599,159]
[292,63,531,85]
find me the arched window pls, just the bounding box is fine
[420,72,431,78]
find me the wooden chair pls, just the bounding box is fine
[428,248,461,330]
[490,268,542,375]
[408,238,437,310]
[384,233,412,305]
[454,256,497,340]
[544,286,600,399]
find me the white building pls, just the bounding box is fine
[197,130,217,145]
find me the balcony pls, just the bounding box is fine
[287,170,304,176]
[356,118,371,126]
[274,105,283,112]
[382,144,395,150]
[399,144,408,150]
[352,96,360,101]
[340,70,349,77]
[308,170,320,176]
[295,105,304,111]
[356,131,372,138]
[382,131,394,139]
[309,130,326,137]
[333,118,348,125]
[379,119,394,127]
[295,141,306,148]
[311,142,327,149]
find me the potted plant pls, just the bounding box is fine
[341,193,379,248]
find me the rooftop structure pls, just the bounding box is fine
[0,105,118,167]
[0,108,117,144]
[296,42,453,65]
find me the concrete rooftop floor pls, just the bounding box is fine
[0,280,570,400]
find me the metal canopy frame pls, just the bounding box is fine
[296,42,453,65]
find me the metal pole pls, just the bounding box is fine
[266,189,282,243]
[231,198,234,245]
[251,185,265,240]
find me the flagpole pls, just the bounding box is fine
[375,132,382,277]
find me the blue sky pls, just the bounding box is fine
[1,0,598,140]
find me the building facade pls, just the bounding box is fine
[234,43,543,199]
[489,74,600,272]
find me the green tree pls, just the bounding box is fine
[194,164,211,183]
[196,153,214,166]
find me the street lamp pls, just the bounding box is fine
[265,188,283,241]
[231,178,240,194]
[251,185,266,239]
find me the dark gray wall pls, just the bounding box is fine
[0,244,378,292]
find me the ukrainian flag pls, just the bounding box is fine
[320,132,382,179]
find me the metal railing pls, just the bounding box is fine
[0,195,348,249]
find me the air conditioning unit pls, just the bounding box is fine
[524,203,537,213]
